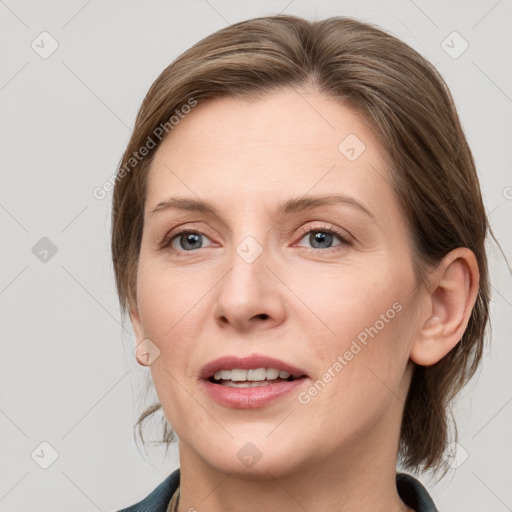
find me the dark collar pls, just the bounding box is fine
[396,472,439,511]
[117,468,438,512]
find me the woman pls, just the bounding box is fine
[112,14,490,512]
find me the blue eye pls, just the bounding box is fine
[162,225,351,254]
[296,228,350,251]
[168,230,214,251]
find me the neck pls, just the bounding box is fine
[177,432,412,512]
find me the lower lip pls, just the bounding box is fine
[202,378,308,408]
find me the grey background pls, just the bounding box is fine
[1,0,511,511]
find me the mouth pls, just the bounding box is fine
[200,354,309,408]
[207,367,307,387]
[200,353,308,383]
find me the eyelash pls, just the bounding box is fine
[294,224,352,253]
[160,224,352,255]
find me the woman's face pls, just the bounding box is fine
[131,88,426,477]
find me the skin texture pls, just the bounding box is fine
[130,88,479,512]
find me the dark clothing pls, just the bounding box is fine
[117,468,438,511]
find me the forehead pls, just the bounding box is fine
[145,88,395,219]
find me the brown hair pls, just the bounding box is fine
[111,14,492,475]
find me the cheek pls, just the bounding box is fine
[296,301,413,447]
[136,262,206,430]
[299,265,416,398]
[134,260,211,415]
[296,265,409,348]
[135,254,211,341]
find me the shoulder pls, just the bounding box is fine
[396,472,438,512]
[115,468,180,512]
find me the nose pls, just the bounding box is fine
[213,237,286,333]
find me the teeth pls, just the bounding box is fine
[212,367,292,382]
[266,368,280,380]
[247,368,267,381]
[231,369,247,382]
[222,381,272,388]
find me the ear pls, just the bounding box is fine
[410,247,480,366]
[129,304,147,366]
[129,304,144,340]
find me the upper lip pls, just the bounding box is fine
[200,353,308,380]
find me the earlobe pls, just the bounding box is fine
[410,248,479,367]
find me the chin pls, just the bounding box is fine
[198,437,308,480]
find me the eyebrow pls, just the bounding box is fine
[149,194,374,219]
